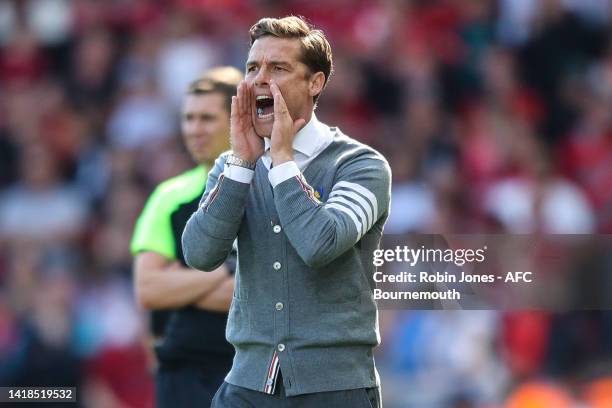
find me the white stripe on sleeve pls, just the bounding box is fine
[329,189,374,229]
[331,181,378,223]
[324,203,362,241]
[325,196,368,235]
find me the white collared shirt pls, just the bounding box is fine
[223,113,334,187]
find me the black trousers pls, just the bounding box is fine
[211,372,381,408]
[155,362,229,408]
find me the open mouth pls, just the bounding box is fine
[255,95,274,120]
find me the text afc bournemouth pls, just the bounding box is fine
[372,271,533,301]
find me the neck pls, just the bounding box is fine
[299,108,314,124]
[198,160,212,169]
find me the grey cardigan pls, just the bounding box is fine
[182,129,391,396]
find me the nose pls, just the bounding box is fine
[254,66,270,87]
[187,119,207,136]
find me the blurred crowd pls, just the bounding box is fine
[0,0,612,407]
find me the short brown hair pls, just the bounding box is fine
[249,16,333,104]
[187,66,243,112]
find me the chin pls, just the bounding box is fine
[193,154,210,164]
[254,123,272,138]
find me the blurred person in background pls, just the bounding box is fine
[131,67,241,408]
[483,125,595,233]
[0,246,83,406]
[0,143,88,243]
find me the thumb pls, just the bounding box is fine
[292,118,306,134]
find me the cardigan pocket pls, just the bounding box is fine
[315,257,362,310]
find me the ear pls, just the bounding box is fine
[308,72,326,98]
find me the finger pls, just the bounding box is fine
[244,82,253,117]
[241,81,250,117]
[270,81,289,118]
[236,82,243,116]
[231,96,237,118]
[242,81,250,115]
[239,81,247,116]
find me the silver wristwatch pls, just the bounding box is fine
[226,154,256,170]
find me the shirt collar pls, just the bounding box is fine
[264,113,328,157]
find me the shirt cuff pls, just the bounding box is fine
[269,161,300,188]
[224,164,254,184]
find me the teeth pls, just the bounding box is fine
[256,95,272,101]
[257,108,274,119]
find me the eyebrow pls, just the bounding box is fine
[246,60,292,68]
[183,112,217,118]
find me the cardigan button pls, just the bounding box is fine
[273,225,282,233]
[277,343,285,352]
[273,262,281,270]
[275,302,284,311]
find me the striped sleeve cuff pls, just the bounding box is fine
[224,164,255,184]
[268,161,300,188]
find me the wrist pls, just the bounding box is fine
[227,154,256,170]
[271,151,293,166]
[235,154,257,163]
[230,144,259,163]
[208,266,229,284]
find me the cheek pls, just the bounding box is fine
[206,124,221,138]
[183,132,196,143]
[282,86,307,108]
[206,122,226,141]
[245,74,256,87]
[181,122,190,134]
[181,133,193,148]
[212,118,229,132]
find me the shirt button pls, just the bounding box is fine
[277,343,285,352]
[273,262,281,270]
[273,225,282,233]
[275,302,284,311]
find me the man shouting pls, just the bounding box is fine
[183,16,391,408]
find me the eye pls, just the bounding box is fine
[274,66,285,71]
[246,66,256,73]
